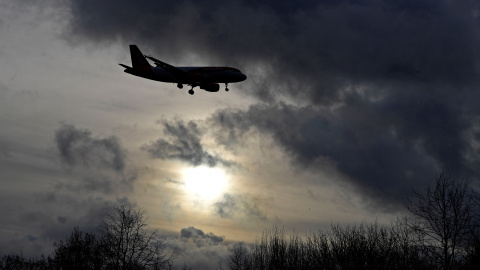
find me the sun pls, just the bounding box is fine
[182,166,229,201]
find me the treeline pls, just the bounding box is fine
[227,173,480,270]
[228,222,432,270]
[0,204,176,270]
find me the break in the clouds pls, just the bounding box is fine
[142,119,232,167]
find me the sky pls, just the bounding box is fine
[1,0,480,268]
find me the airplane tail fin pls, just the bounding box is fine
[130,45,151,70]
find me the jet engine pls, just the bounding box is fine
[200,83,220,92]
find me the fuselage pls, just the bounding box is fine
[153,66,247,84]
[124,65,247,85]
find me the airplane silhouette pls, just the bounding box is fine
[120,45,247,95]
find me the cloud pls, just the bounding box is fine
[26,235,38,242]
[1,195,118,257]
[180,226,224,247]
[208,99,480,210]
[54,123,136,194]
[62,0,480,104]
[161,226,231,270]
[57,216,67,224]
[0,137,11,157]
[55,123,126,171]
[55,0,480,211]
[214,193,267,221]
[142,119,233,167]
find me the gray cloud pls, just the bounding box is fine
[142,119,232,167]
[55,123,126,171]
[0,138,11,157]
[54,123,136,194]
[208,99,480,209]
[214,193,267,221]
[27,235,37,242]
[57,216,67,224]
[62,0,480,104]
[162,226,231,270]
[2,194,126,257]
[57,0,480,209]
[180,226,224,247]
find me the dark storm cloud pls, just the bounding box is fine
[55,123,126,171]
[214,193,267,220]
[142,119,232,167]
[63,0,479,103]
[61,0,480,207]
[209,98,480,208]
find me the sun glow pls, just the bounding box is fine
[182,166,229,201]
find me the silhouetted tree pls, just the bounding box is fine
[227,242,250,270]
[0,254,52,270]
[464,233,480,269]
[328,221,433,270]
[52,227,103,270]
[250,225,287,269]
[226,222,435,270]
[100,203,175,270]
[406,172,477,270]
[463,189,480,269]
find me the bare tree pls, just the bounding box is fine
[53,227,103,270]
[406,172,476,270]
[225,222,434,270]
[227,242,250,270]
[0,254,53,270]
[100,203,175,270]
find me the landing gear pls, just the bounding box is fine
[225,83,229,91]
[188,84,197,95]
[177,84,183,89]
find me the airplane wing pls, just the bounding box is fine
[144,55,189,77]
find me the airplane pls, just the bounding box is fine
[119,45,247,95]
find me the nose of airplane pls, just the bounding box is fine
[240,73,247,81]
